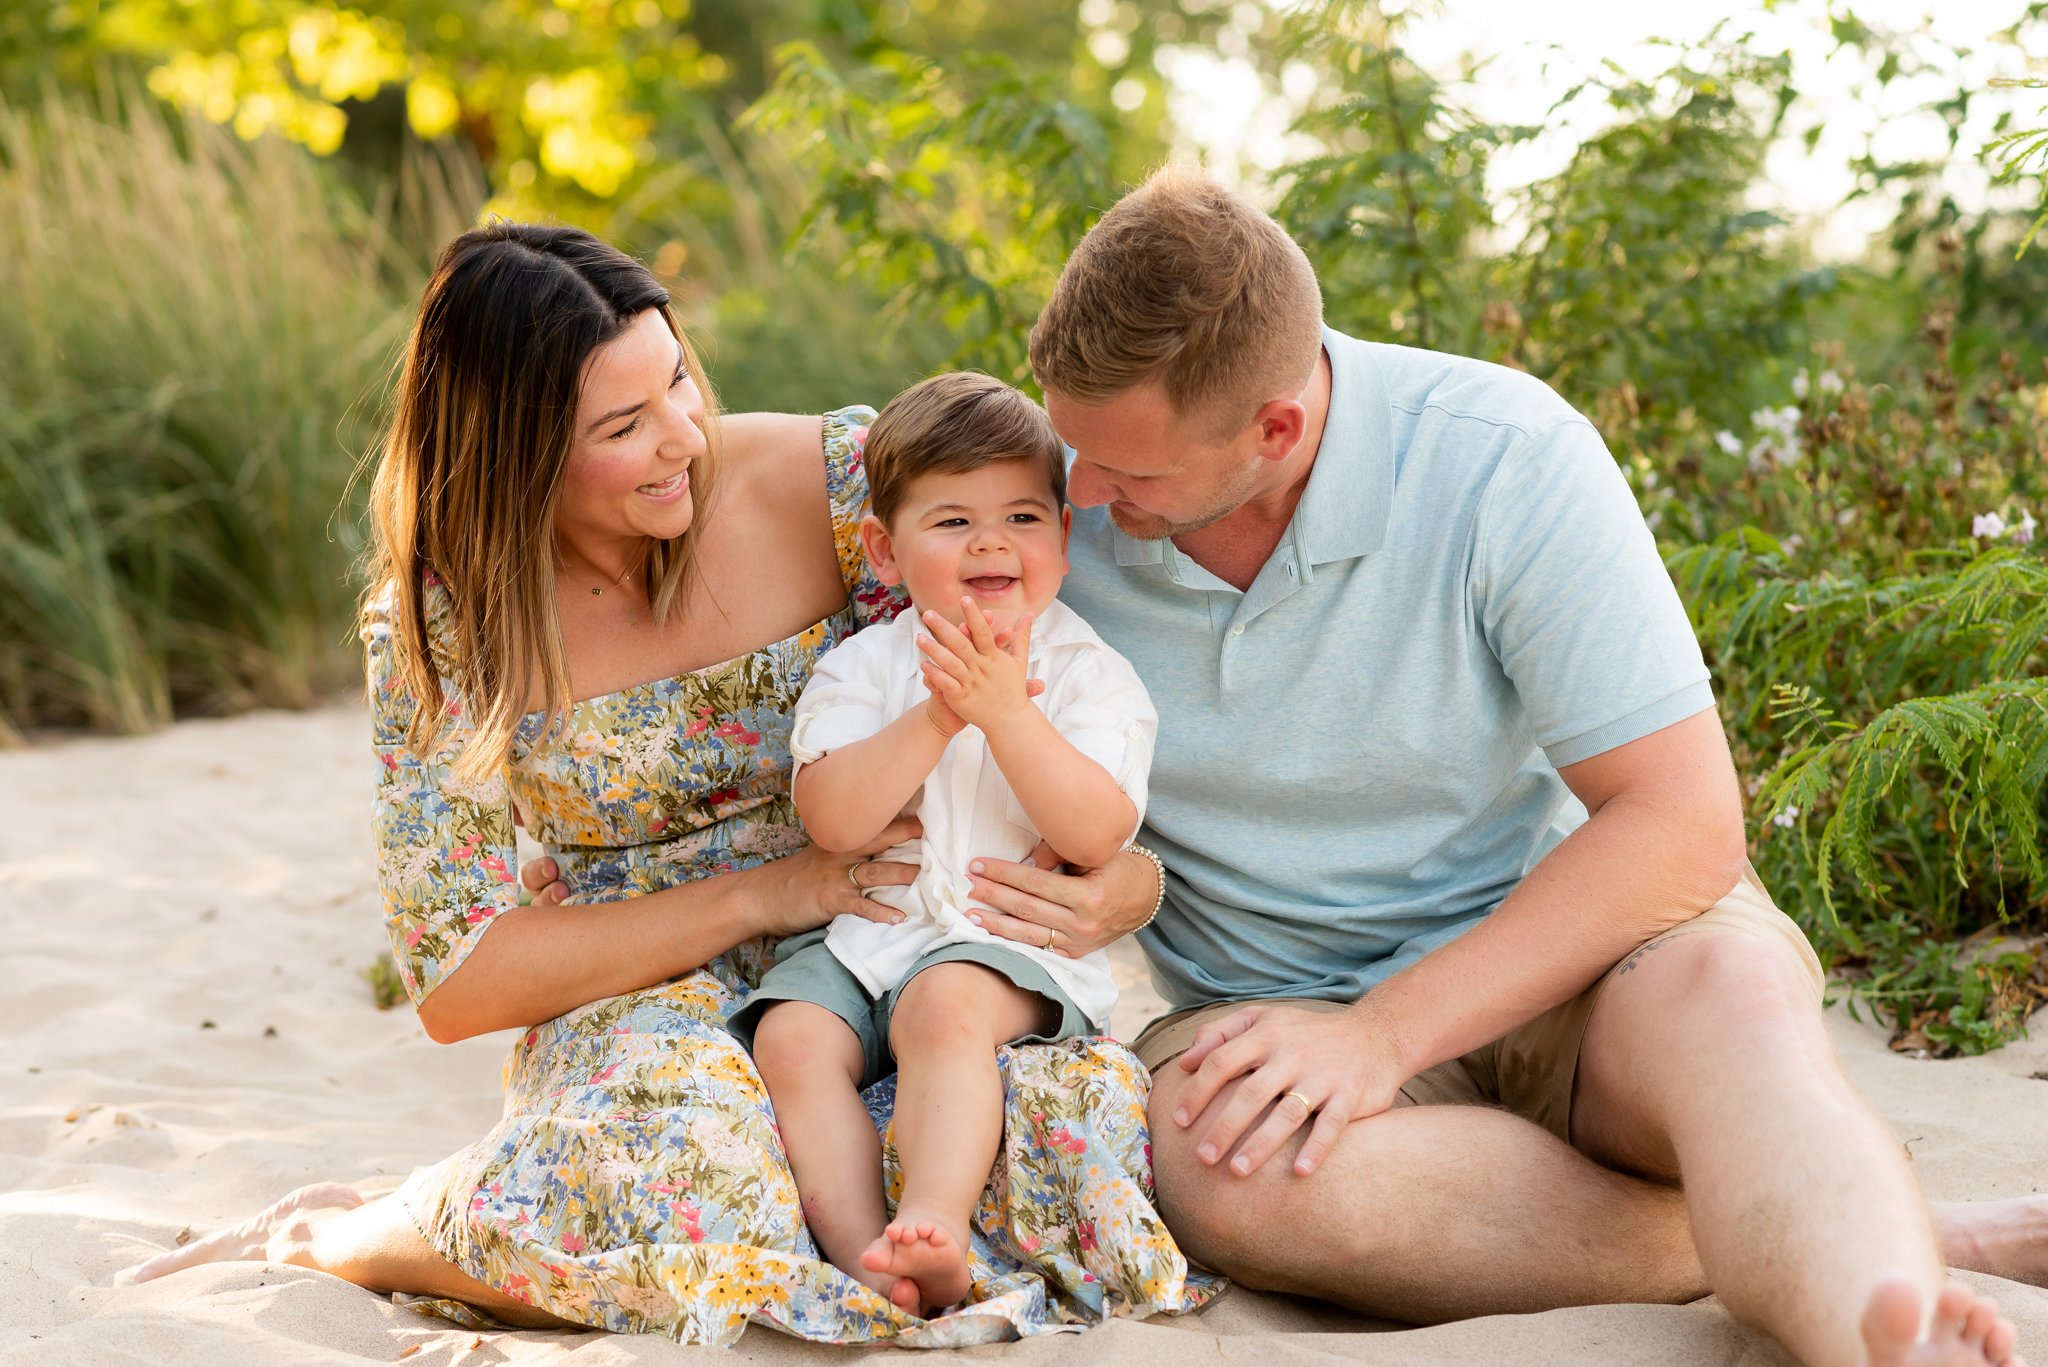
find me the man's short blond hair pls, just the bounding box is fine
[1029,165,1323,433]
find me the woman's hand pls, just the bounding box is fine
[963,842,1160,958]
[516,818,921,938]
[752,820,921,937]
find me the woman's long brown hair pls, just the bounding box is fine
[363,222,719,780]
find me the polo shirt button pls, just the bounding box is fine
[1230,624,1244,636]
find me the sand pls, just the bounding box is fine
[0,703,2042,1365]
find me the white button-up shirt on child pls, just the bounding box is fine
[787,598,1157,1028]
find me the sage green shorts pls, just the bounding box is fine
[726,927,1096,1089]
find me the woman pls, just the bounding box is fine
[129,223,1213,1345]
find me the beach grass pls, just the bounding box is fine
[0,90,464,736]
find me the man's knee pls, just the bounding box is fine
[1651,930,1819,1035]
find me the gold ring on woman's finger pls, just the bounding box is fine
[1042,923,1057,951]
[1283,1090,1314,1111]
[847,859,870,895]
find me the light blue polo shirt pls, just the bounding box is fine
[1059,327,1715,1010]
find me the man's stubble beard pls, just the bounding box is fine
[1104,454,1265,542]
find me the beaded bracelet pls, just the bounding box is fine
[1123,841,1167,928]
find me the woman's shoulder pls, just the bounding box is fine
[717,406,874,519]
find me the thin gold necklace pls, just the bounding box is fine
[589,565,632,596]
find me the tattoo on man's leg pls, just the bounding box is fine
[1616,939,1665,976]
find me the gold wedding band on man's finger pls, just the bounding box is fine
[847,859,871,896]
[1282,1090,1315,1113]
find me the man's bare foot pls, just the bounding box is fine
[1938,1197,2048,1290]
[1860,1276,2026,1367]
[123,1183,364,1284]
[858,1209,971,1315]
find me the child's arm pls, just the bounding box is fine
[917,604,1137,870]
[792,702,957,852]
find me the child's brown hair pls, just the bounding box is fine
[864,372,1066,526]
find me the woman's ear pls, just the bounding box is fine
[859,513,903,586]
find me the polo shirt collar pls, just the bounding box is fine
[1296,325,1394,566]
[1108,325,1394,570]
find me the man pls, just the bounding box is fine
[961,166,2039,1367]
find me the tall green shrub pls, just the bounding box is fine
[0,93,432,733]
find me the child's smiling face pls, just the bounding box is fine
[861,458,1071,631]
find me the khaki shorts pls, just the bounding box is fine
[1130,864,1824,1144]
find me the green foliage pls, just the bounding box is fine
[1652,318,2047,1050]
[0,90,457,733]
[744,42,1122,383]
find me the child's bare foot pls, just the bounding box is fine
[843,1260,913,1308]
[1860,1276,2026,1367]
[122,1183,364,1284]
[858,1208,971,1315]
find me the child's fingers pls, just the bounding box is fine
[958,597,1000,653]
[1005,612,1034,664]
[914,633,969,678]
[921,608,973,657]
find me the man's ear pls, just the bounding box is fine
[1252,396,1308,464]
[859,513,903,586]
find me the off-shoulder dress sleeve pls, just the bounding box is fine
[361,583,521,1005]
[820,404,908,630]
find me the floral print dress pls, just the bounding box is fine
[363,407,1219,1347]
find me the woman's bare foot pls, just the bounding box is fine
[1937,1197,2048,1290]
[123,1183,365,1284]
[858,1209,970,1315]
[1860,1276,2026,1367]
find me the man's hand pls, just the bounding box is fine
[1172,1001,1409,1179]
[966,841,1158,957]
[917,602,1036,735]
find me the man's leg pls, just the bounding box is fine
[1149,955,2042,1341]
[1147,1065,1707,1321]
[1570,928,2021,1367]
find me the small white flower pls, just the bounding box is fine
[1818,369,1844,395]
[1973,511,2008,539]
[1773,807,1800,829]
[1715,430,1743,456]
[1783,534,1805,553]
[2011,510,2038,545]
[1792,369,1810,399]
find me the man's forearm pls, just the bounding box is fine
[1356,782,1747,1080]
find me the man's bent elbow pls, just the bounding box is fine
[1676,806,1750,917]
